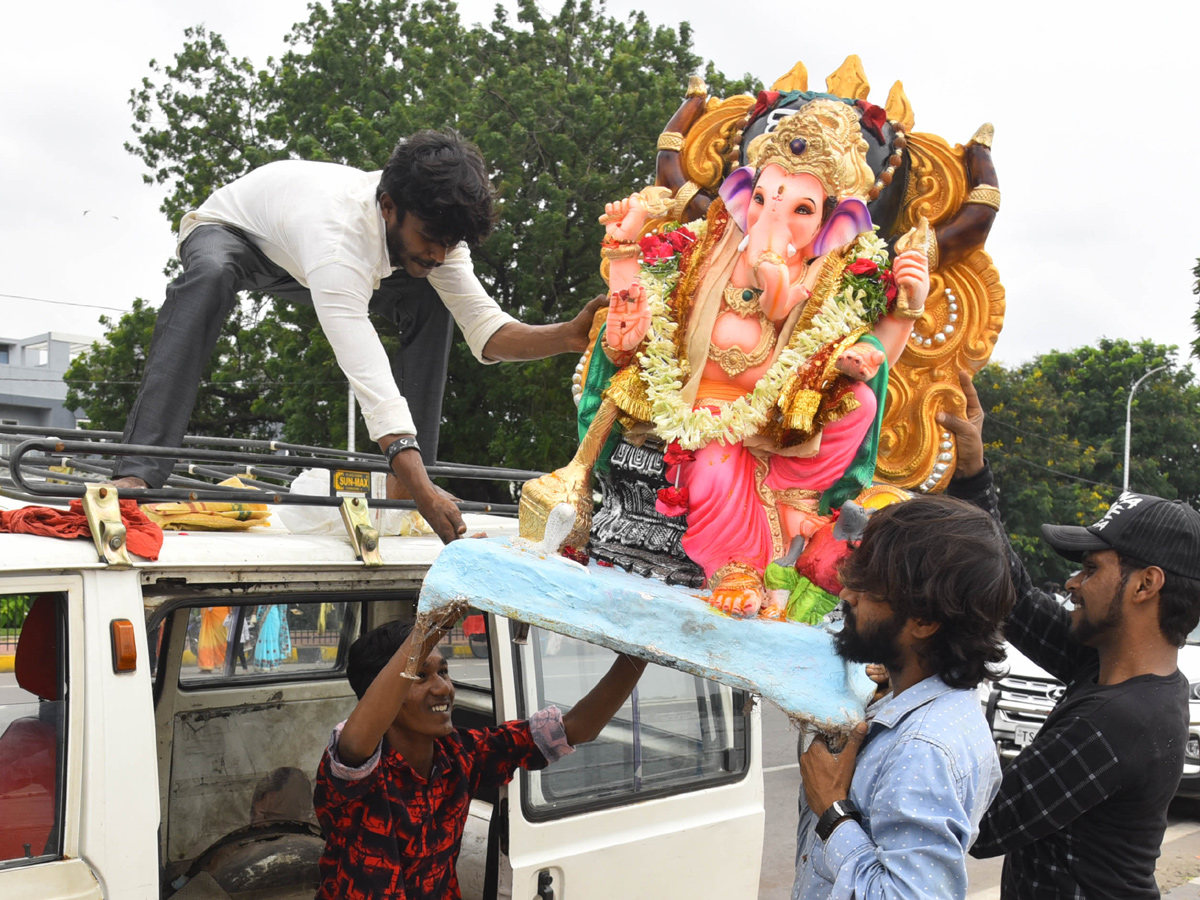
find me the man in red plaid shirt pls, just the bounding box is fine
[314,608,647,899]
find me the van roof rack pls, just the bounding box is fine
[0,424,538,516]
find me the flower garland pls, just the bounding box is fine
[840,234,896,322]
[636,227,892,450]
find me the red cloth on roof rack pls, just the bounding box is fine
[0,500,163,560]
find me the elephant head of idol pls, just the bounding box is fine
[718,99,876,318]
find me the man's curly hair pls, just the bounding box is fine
[347,619,415,700]
[377,129,495,247]
[839,495,1016,689]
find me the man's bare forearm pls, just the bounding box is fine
[562,653,648,746]
[378,433,465,543]
[338,630,423,765]
[483,321,586,360]
[482,294,607,361]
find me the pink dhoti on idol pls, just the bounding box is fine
[668,381,877,582]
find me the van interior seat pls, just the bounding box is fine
[14,594,58,702]
[0,594,60,860]
[191,826,324,899]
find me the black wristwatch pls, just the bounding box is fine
[383,435,420,468]
[815,798,862,841]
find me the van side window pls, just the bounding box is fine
[0,593,66,867]
[177,601,360,686]
[158,597,495,888]
[519,627,749,819]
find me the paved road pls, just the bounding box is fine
[756,701,1200,898]
[8,667,1200,896]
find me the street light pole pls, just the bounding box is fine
[1123,365,1169,493]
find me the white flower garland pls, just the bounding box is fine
[637,227,888,450]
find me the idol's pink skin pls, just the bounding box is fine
[603,194,649,244]
[732,167,826,322]
[607,283,650,353]
[603,195,649,333]
[835,343,886,380]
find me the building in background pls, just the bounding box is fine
[0,333,96,432]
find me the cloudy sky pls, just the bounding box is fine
[2,0,1198,371]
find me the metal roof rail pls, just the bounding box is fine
[2,431,538,517]
[0,424,544,483]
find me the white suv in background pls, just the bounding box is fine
[984,620,1200,796]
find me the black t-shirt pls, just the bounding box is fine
[951,464,1189,898]
[998,661,1187,899]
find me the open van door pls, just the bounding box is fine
[491,620,764,898]
[0,574,156,900]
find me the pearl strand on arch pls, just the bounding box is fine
[908,287,958,348]
[572,355,587,406]
[918,431,956,493]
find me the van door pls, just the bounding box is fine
[148,594,367,898]
[493,621,764,898]
[0,575,138,900]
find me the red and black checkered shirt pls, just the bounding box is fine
[314,709,568,900]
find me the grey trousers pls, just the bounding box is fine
[115,225,454,487]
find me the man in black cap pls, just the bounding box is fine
[941,371,1200,900]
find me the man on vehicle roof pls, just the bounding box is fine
[943,370,1200,899]
[112,129,603,543]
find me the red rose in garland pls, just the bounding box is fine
[655,486,689,517]
[662,441,696,484]
[845,258,878,276]
[665,227,696,252]
[663,442,695,466]
[881,267,898,302]
[638,234,673,261]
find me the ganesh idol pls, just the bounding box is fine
[520,98,930,619]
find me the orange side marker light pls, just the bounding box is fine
[110,619,137,673]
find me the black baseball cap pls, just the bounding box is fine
[1042,492,1200,581]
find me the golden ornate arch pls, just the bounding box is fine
[584,57,1005,494]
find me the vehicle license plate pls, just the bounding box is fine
[1014,723,1040,747]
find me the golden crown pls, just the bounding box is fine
[745,99,875,201]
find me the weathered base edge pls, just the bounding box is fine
[418,537,875,733]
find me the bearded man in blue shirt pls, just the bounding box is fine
[792,494,1015,899]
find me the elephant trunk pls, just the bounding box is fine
[736,218,799,319]
[752,251,792,319]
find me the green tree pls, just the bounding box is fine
[63,298,285,439]
[0,595,31,631]
[975,339,1200,584]
[66,0,759,493]
[1192,257,1199,361]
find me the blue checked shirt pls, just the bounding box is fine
[792,675,1002,900]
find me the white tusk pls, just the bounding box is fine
[737,235,749,253]
[787,243,797,259]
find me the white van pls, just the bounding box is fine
[0,437,764,899]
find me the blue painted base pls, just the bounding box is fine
[419,537,875,731]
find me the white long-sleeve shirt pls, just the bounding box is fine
[178,159,516,440]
